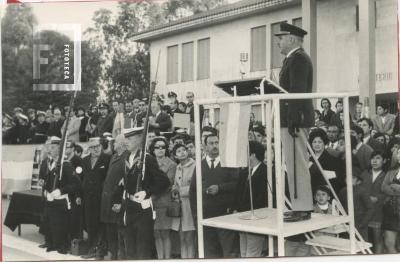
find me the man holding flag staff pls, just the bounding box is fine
[112,126,170,259]
[42,136,80,254]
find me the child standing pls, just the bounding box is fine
[362,151,386,253]
[313,185,333,214]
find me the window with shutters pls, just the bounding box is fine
[271,21,286,69]
[167,45,179,84]
[250,25,266,72]
[197,38,210,80]
[181,42,194,82]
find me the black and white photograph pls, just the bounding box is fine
[1,0,400,261]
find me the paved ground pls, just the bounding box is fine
[2,197,89,261]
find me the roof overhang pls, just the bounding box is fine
[131,0,301,42]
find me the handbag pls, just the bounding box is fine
[167,199,181,217]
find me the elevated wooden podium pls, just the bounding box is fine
[193,91,371,257]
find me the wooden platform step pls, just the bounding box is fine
[318,224,348,234]
[306,235,372,252]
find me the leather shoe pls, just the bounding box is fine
[81,252,96,259]
[46,247,56,252]
[38,243,47,248]
[284,211,311,222]
[57,248,68,255]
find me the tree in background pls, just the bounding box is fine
[1,4,103,113]
[86,0,226,103]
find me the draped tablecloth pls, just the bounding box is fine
[4,189,43,232]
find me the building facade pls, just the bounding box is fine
[133,0,398,122]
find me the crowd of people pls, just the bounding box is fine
[2,91,204,145]
[4,91,400,258]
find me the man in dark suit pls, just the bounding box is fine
[149,100,172,132]
[100,134,129,260]
[96,103,114,137]
[357,118,384,152]
[351,126,374,172]
[189,132,239,258]
[234,141,271,257]
[112,127,170,259]
[275,22,314,221]
[81,137,111,259]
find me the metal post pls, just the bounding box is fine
[194,102,205,258]
[265,100,274,257]
[273,98,284,256]
[343,97,356,254]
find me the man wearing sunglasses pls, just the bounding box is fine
[81,137,111,259]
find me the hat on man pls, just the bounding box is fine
[14,107,23,114]
[37,110,46,117]
[102,132,115,141]
[16,113,28,122]
[123,127,144,138]
[98,103,109,110]
[46,136,62,145]
[168,91,177,98]
[274,22,308,38]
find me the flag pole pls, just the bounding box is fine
[239,141,267,220]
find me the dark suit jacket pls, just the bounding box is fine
[100,151,129,224]
[155,111,172,132]
[361,170,386,223]
[96,114,114,137]
[47,119,65,138]
[235,162,272,212]
[355,144,374,172]
[366,137,385,153]
[189,159,239,219]
[279,48,314,128]
[320,109,335,125]
[112,154,170,225]
[309,150,344,194]
[82,153,111,200]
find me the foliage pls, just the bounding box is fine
[1,4,103,113]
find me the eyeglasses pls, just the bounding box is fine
[154,146,166,150]
[186,96,193,99]
[139,104,145,106]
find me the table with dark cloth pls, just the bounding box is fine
[4,189,43,234]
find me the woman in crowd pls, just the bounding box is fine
[171,143,196,258]
[381,147,400,253]
[150,137,177,259]
[320,98,335,125]
[308,128,344,195]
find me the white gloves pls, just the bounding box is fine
[133,191,146,203]
[51,189,61,198]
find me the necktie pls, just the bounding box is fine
[210,159,215,169]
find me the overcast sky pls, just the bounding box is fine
[30,0,241,36]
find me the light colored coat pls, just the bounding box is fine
[171,158,196,232]
[62,116,81,142]
[372,113,396,135]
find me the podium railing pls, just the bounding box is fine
[193,91,358,257]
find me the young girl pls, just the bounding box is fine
[171,144,196,258]
[381,147,400,253]
[362,151,386,253]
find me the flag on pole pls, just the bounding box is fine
[219,103,252,167]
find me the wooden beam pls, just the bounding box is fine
[302,0,317,93]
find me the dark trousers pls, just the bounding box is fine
[70,203,83,240]
[84,197,103,251]
[46,201,69,250]
[124,212,155,259]
[117,225,127,260]
[204,227,237,258]
[105,223,118,259]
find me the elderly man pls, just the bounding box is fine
[112,127,169,259]
[100,134,129,260]
[149,100,172,133]
[81,137,111,259]
[275,22,314,222]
